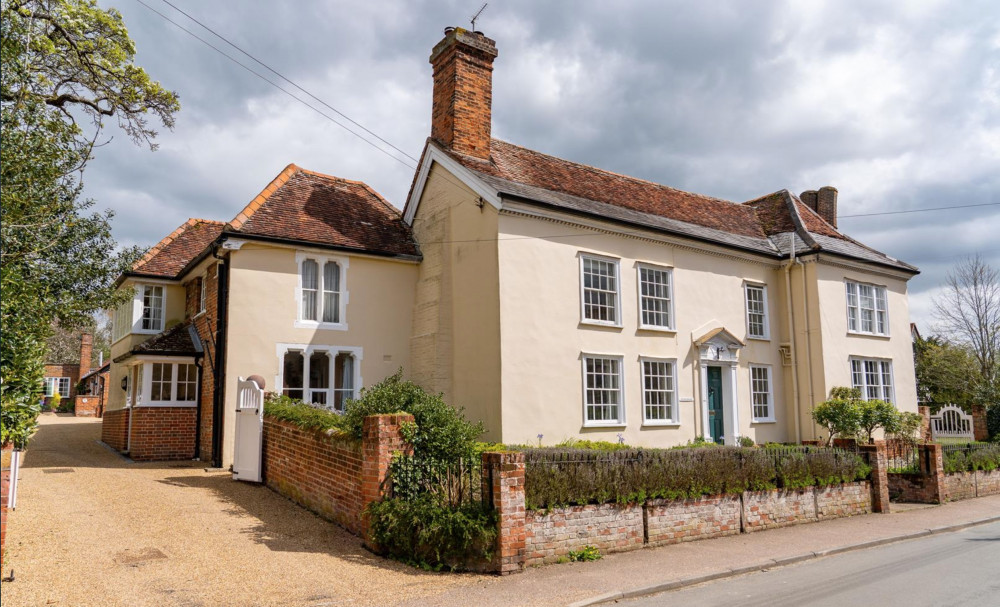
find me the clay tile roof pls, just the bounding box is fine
[131,219,225,278]
[449,139,768,240]
[114,322,202,362]
[228,164,419,257]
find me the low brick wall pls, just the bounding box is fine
[74,394,100,417]
[101,408,129,452]
[743,488,816,532]
[978,469,1000,496]
[645,494,740,547]
[943,471,978,501]
[525,503,643,565]
[129,407,197,461]
[816,481,872,518]
[888,472,935,503]
[263,417,364,535]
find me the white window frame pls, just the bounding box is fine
[581,353,626,427]
[139,284,166,333]
[44,377,71,398]
[845,280,889,337]
[850,357,895,404]
[197,272,208,316]
[636,264,675,331]
[111,297,133,344]
[136,359,198,407]
[744,283,770,340]
[640,357,679,425]
[295,252,349,331]
[579,253,622,327]
[275,343,363,413]
[749,364,776,423]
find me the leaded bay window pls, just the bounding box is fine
[638,265,673,329]
[281,346,360,412]
[744,284,769,339]
[297,253,347,328]
[851,358,894,403]
[641,359,677,424]
[583,355,624,425]
[581,255,620,325]
[846,281,888,336]
[750,365,774,422]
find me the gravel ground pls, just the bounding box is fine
[0,414,480,607]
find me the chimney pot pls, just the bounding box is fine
[816,186,838,228]
[800,190,818,211]
[429,27,498,160]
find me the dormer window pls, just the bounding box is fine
[296,253,348,329]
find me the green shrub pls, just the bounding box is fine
[50,392,62,412]
[366,494,498,571]
[263,393,347,434]
[858,399,898,443]
[554,437,631,451]
[812,388,862,446]
[944,443,1000,473]
[988,406,1000,442]
[341,371,483,461]
[567,545,601,562]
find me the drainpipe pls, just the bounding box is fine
[210,247,230,469]
[126,366,135,454]
[784,237,802,443]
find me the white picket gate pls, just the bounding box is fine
[930,404,974,441]
[232,377,264,482]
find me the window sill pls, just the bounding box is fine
[138,402,198,408]
[637,325,676,334]
[194,310,206,319]
[580,320,623,330]
[582,423,627,429]
[294,320,348,331]
[641,422,681,428]
[746,335,770,342]
[846,331,890,339]
[133,327,164,335]
[751,418,777,424]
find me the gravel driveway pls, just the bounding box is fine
[0,414,481,606]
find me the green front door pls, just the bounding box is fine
[707,366,724,444]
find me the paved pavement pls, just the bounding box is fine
[2,414,998,606]
[622,520,1000,606]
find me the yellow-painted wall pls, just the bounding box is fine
[222,243,418,467]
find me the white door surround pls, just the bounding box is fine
[694,327,745,446]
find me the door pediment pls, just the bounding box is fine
[694,327,745,363]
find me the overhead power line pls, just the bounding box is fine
[839,202,1000,219]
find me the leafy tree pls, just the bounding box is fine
[1,0,178,448]
[812,387,863,446]
[857,399,898,444]
[913,334,979,410]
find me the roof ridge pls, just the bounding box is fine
[133,218,218,272]
[228,163,302,231]
[490,138,738,206]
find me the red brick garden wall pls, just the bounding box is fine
[263,417,364,535]
[101,408,130,452]
[646,494,741,547]
[74,394,101,417]
[129,407,197,461]
[943,469,1000,501]
[525,503,644,565]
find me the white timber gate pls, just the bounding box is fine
[233,377,264,482]
[930,404,974,441]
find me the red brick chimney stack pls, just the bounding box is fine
[817,186,838,228]
[429,27,498,161]
[79,333,93,378]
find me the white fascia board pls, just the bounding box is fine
[403,145,502,225]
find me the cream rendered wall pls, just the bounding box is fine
[106,280,186,412]
[221,242,418,467]
[496,212,788,447]
[409,164,502,440]
[811,260,918,423]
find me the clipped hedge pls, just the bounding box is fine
[943,443,1000,474]
[263,393,348,434]
[524,446,870,510]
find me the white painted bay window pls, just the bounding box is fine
[296,253,348,329]
[141,361,198,406]
[44,377,71,398]
[580,255,620,326]
[641,358,678,424]
[141,285,165,332]
[846,281,888,336]
[279,345,361,412]
[851,358,894,403]
[582,354,624,425]
[749,364,775,422]
[638,265,674,330]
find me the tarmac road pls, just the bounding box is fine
[623,520,1000,607]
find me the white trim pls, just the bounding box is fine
[636,263,675,331]
[579,252,623,328]
[294,252,350,331]
[845,279,890,337]
[849,356,895,403]
[749,364,776,423]
[43,377,71,398]
[138,361,199,407]
[639,356,679,425]
[197,271,208,316]
[581,353,626,427]
[275,343,364,411]
[135,284,167,334]
[403,144,502,225]
[743,282,770,340]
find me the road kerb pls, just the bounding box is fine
[570,515,1000,606]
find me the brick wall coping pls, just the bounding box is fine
[263,414,360,447]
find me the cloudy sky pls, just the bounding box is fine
[85,0,999,330]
